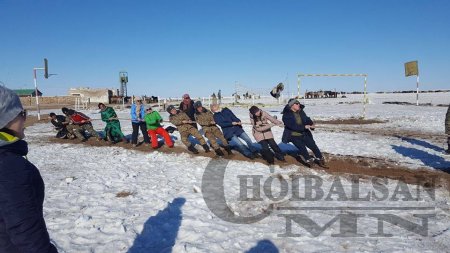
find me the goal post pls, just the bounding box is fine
[297,73,368,118]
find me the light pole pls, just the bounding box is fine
[33,58,49,120]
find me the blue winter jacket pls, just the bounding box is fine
[213,108,245,140]
[0,132,58,253]
[281,104,314,143]
[131,103,146,123]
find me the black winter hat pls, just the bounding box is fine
[61,107,69,114]
[166,105,176,113]
[193,101,202,109]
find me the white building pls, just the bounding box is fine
[68,87,113,104]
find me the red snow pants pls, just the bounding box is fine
[147,127,174,149]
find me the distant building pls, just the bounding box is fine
[68,87,113,104]
[13,89,42,97]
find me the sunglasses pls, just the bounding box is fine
[294,102,300,105]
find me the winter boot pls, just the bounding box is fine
[224,146,233,155]
[306,158,316,168]
[188,144,199,154]
[316,158,328,168]
[260,149,275,164]
[274,152,286,161]
[214,149,225,157]
[202,144,211,153]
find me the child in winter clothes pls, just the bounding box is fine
[194,101,233,156]
[249,106,285,164]
[211,104,259,159]
[167,105,210,154]
[98,103,128,143]
[0,86,58,253]
[144,107,174,149]
[130,97,151,146]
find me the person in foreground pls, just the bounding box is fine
[0,86,58,252]
[282,99,326,167]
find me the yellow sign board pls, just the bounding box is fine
[405,61,419,77]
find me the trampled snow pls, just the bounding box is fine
[24,92,450,252]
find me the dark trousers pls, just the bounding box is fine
[131,122,150,144]
[290,134,322,161]
[259,138,284,163]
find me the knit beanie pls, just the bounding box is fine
[193,101,202,109]
[166,105,176,113]
[0,86,24,129]
[288,99,300,108]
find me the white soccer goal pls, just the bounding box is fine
[297,73,368,118]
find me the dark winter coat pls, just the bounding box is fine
[50,115,67,130]
[0,132,58,253]
[179,100,196,122]
[281,104,314,143]
[446,104,450,135]
[213,108,245,140]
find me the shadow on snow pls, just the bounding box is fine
[392,145,450,173]
[127,197,186,253]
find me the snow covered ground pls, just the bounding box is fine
[25,92,450,252]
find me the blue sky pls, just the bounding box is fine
[1,0,449,97]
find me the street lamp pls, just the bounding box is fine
[33,58,50,120]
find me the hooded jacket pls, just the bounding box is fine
[250,110,283,142]
[0,131,58,253]
[213,108,244,140]
[281,104,314,143]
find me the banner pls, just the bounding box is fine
[405,61,419,77]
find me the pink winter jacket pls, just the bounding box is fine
[250,110,284,142]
